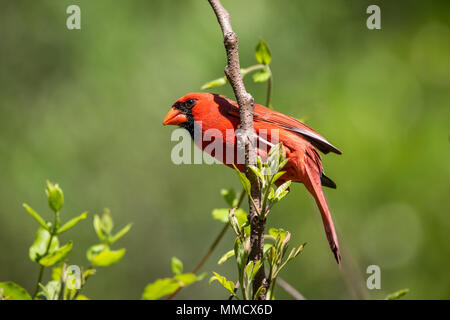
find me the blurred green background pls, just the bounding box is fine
[1,0,449,299]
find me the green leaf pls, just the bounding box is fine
[252,69,271,83]
[275,242,306,278]
[255,39,272,65]
[268,228,281,238]
[234,208,249,234]
[171,257,183,275]
[93,214,107,242]
[89,248,126,267]
[0,282,32,300]
[209,272,236,295]
[280,231,291,250]
[86,244,108,262]
[269,228,287,242]
[274,181,291,201]
[271,171,286,184]
[23,204,48,230]
[39,241,73,266]
[252,260,263,280]
[268,246,278,267]
[29,227,59,262]
[268,187,275,200]
[263,243,274,255]
[267,144,281,167]
[279,158,289,170]
[174,272,205,287]
[256,156,263,169]
[39,281,61,300]
[234,238,249,285]
[227,208,249,237]
[220,188,236,207]
[385,288,409,300]
[232,165,251,196]
[141,270,204,300]
[142,278,179,300]
[46,180,64,213]
[293,243,306,258]
[101,209,114,233]
[83,268,96,280]
[57,212,88,234]
[249,165,265,182]
[51,265,62,281]
[110,223,132,244]
[254,285,266,300]
[75,294,89,300]
[276,190,289,201]
[201,76,227,90]
[218,250,235,265]
[196,272,207,281]
[211,208,230,223]
[245,260,262,282]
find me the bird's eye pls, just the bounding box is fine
[185,99,196,108]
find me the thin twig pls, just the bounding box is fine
[266,74,272,107]
[58,263,66,300]
[207,0,267,300]
[32,265,45,299]
[242,64,266,76]
[276,277,306,300]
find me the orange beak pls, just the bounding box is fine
[163,107,188,126]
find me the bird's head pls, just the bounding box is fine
[163,93,213,127]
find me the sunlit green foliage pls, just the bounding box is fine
[2,182,131,300]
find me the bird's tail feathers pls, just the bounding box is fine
[304,157,341,264]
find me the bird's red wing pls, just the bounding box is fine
[226,104,342,155]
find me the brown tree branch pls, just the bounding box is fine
[207,0,268,299]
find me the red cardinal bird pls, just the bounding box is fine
[163,93,342,263]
